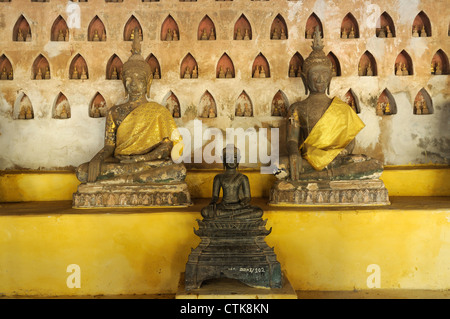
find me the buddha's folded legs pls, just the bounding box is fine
[201,204,263,219]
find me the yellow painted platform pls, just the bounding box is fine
[0,197,448,297]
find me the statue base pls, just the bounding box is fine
[185,218,282,290]
[72,182,192,208]
[269,179,390,206]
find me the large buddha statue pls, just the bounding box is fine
[73,29,191,208]
[270,27,389,206]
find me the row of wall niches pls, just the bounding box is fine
[8,11,450,44]
[12,87,435,121]
[1,49,449,81]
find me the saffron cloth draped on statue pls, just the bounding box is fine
[301,97,365,171]
[114,102,182,157]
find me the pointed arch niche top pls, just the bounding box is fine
[412,11,431,37]
[358,51,377,76]
[51,15,69,41]
[413,88,433,115]
[235,91,253,117]
[270,14,288,40]
[88,16,106,41]
[305,13,323,39]
[216,53,235,78]
[341,13,359,39]
[15,93,34,120]
[431,49,449,75]
[198,15,216,40]
[395,50,413,76]
[376,12,395,38]
[289,52,304,78]
[89,92,107,118]
[124,16,143,41]
[69,54,89,80]
[13,15,32,42]
[180,53,198,79]
[32,54,50,80]
[106,54,123,80]
[234,14,252,40]
[146,54,161,79]
[252,53,270,78]
[161,15,180,41]
[0,54,13,80]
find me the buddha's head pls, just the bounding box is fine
[122,28,152,100]
[301,26,332,95]
[222,145,241,169]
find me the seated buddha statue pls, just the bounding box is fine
[279,26,383,182]
[75,28,187,189]
[201,146,263,220]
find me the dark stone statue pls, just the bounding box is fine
[185,146,282,290]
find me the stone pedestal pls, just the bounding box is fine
[185,218,282,290]
[72,181,191,208]
[269,179,390,206]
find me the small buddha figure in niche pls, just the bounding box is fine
[8,70,13,80]
[75,28,188,190]
[192,65,198,78]
[279,26,383,182]
[201,106,209,118]
[306,28,313,39]
[384,102,391,115]
[272,104,280,116]
[93,106,101,118]
[25,106,33,119]
[208,106,216,118]
[386,25,392,38]
[17,29,24,41]
[201,28,208,40]
[431,62,435,74]
[18,106,26,119]
[35,68,43,80]
[80,67,88,80]
[225,68,233,78]
[60,104,69,119]
[435,62,442,75]
[130,29,135,40]
[341,28,348,39]
[111,67,118,79]
[412,25,419,37]
[402,63,409,76]
[209,28,215,40]
[44,67,50,79]
[235,103,243,116]
[1,68,8,80]
[243,29,250,40]
[350,100,357,113]
[235,28,243,40]
[173,29,179,41]
[296,65,302,77]
[420,25,427,37]
[58,29,65,41]
[422,100,429,114]
[184,66,191,78]
[395,63,402,75]
[243,103,252,117]
[289,64,296,77]
[272,28,279,39]
[173,104,180,118]
[218,66,225,78]
[349,27,355,39]
[201,146,263,220]
[72,67,79,79]
[366,62,373,76]
[93,30,100,41]
[260,66,266,78]
[378,27,386,38]
[358,62,363,76]
[414,100,421,114]
[280,28,287,40]
[253,65,260,78]
[376,101,383,115]
[154,68,160,79]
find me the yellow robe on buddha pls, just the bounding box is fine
[114,102,182,157]
[301,97,365,171]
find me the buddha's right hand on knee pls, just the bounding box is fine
[88,159,101,183]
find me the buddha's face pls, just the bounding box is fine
[223,148,240,169]
[306,64,331,94]
[124,70,148,100]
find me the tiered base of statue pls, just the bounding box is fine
[269,179,390,206]
[73,182,191,208]
[185,217,282,290]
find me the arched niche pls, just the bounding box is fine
[106,54,123,80]
[53,92,71,119]
[199,91,217,118]
[394,50,413,76]
[270,14,288,40]
[343,89,360,113]
[124,16,143,41]
[376,89,397,116]
[305,13,323,39]
[413,89,433,115]
[13,15,32,42]
[431,49,449,75]
[252,53,270,78]
[271,90,288,117]
[0,54,13,80]
[15,93,34,120]
[216,53,235,78]
[341,12,359,39]
[376,12,395,38]
[146,54,161,79]
[234,14,252,40]
[198,15,216,40]
[288,52,304,78]
[89,92,107,118]
[358,51,377,76]
[180,53,198,79]
[412,11,431,37]
[235,91,253,117]
[51,15,69,41]
[69,54,88,80]
[88,16,106,41]
[161,15,180,41]
[32,54,50,80]
[327,52,341,77]
[163,91,181,118]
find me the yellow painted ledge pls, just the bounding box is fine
[0,197,448,297]
[0,166,449,202]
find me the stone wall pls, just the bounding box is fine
[0,0,449,170]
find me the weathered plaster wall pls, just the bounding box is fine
[0,0,449,170]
